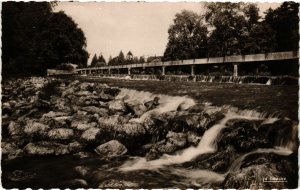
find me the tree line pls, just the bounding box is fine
[163,2,298,61]
[2,2,89,77]
[105,51,161,66]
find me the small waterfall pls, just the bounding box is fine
[116,88,196,123]
[120,105,278,171]
[266,79,272,85]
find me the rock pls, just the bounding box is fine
[7,149,24,160]
[144,97,160,110]
[217,119,271,152]
[186,145,237,173]
[7,170,36,182]
[52,116,72,126]
[81,127,102,142]
[73,122,98,131]
[259,119,298,152]
[8,121,23,136]
[75,90,92,96]
[73,151,93,159]
[98,179,139,188]
[102,87,120,97]
[47,128,74,140]
[146,140,176,160]
[186,131,201,146]
[122,122,146,136]
[223,164,288,189]
[79,82,94,91]
[98,115,129,129]
[166,131,187,147]
[126,100,147,116]
[108,100,127,114]
[2,142,19,155]
[23,141,69,155]
[68,141,83,152]
[74,166,90,177]
[61,179,88,188]
[95,140,127,157]
[81,106,108,116]
[42,111,68,119]
[24,120,49,137]
[98,92,115,102]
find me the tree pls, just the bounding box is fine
[2,2,89,76]
[205,2,250,56]
[264,2,299,52]
[98,54,106,64]
[108,56,112,65]
[118,51,125,65]
[163,10,208,61]
[90,54,98,67]
[139,56,145,63]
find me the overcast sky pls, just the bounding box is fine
[54,2,280,64]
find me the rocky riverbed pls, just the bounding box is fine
[1,77,298,188]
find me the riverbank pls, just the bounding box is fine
[2,77,298,188]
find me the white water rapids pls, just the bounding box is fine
[115,88,294,185]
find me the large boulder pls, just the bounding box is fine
[95,140,127,157]
[126,100,147,117]
[47,128,74,140]
[217,119,271,152]
[23,141,69,155]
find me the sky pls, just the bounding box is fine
[54,2,280,64]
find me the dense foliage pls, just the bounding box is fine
[2,2,89,77]
[108,51,150,65]
[90,54,106,67]
[163,2,298,60]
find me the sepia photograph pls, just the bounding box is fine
[1,1,299,189]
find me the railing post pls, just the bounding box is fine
[233,63,239,77]
[128,67,131,75]
[108,68,111,75]
[162,66,165,75]
[191,65,195,76]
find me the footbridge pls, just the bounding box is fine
[76,51,298,77]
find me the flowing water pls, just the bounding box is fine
[2,78,298,188]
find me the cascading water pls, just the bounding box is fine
[113,88,298,187]
[120,105,279,172]
[116,88,196,123]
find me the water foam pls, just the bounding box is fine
[116,88,196,123]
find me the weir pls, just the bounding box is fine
[76,51,298,77]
